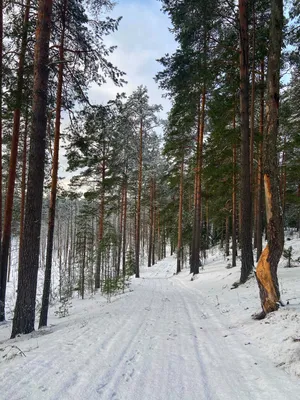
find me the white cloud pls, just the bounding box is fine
[59,0,176,183]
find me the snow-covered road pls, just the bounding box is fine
[1,256,300,400]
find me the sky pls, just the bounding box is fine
[89,0,176,113]
[59,0,177,184]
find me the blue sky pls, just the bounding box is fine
[89,0,177,117]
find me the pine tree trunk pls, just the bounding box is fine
[225,214,230,257]
[95,150,105,289]
[18,105,29,267]
[152,178,156,266]
[11,0,53,337]
[239,0,254,283]
[39,0,67,328]
[135,119,143,278]
[177,158,184,274]
[0,0,31,322]
[232,105,237,268]
[254,0,284,319]
[148,177,153,268]
[191,87,206,274]
[122,178,127,277]
[117,187,124,276]
[0,0,3,264]
[256,60,265,261]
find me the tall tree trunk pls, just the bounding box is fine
[152,178,156,266]
[39,0,67,328]
[256,60,265,261]
[177,157,184,274]
[122,178,127,277]
[148,177,153,268]
[280,137,287,221]
[191,87,206,274]
[0,0,3,263]
[0,0,31,322]
[18,105,29,267]
[239,0,254,283]
[95,149,105,289]
[254,0,284,319]
[225,213,230,257]
[117,185,124,276]
[135,119,143,278]
[232,104,237,267]
[11,0,53,337]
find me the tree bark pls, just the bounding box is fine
[0,0,31,322]
[95,147,105,289]
[135,119,143,278]
[0,0,3,264]
[18,105,29,267]
[148,177,153,268]
[39,0,67,328]
[11,0,53,337]
[254,0,284,318]
[239,0,254,283]
[256,60,265,261]
[177,157,184,274]
[191,87,206,274]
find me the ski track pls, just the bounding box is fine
[1,257,300,399]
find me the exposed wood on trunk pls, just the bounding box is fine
[239,0,254,283]
[11,0,53,337]
[255,0,284,318]
[0,0,31,322]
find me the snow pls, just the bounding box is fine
[1,236,300,399]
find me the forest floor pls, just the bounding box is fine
[1,235,300,399]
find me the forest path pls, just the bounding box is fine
[1,256,300,400]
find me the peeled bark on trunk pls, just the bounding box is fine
[0,0,31,322]
[239,0,254,284]
[254,0,284,318]
[135,119,143,278]
[11,0,53,338]
[177,158,184,274]
[39,0,67,329]
[256,60,265,261]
